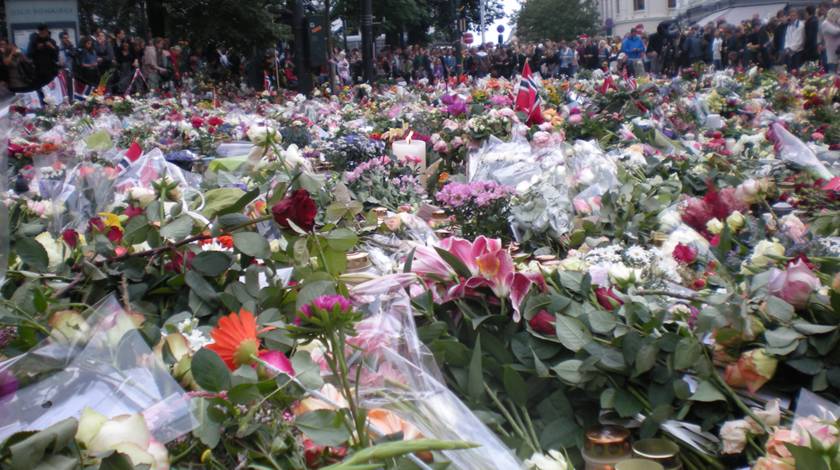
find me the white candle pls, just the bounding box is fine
[392,136,426,170]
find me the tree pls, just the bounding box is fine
[514,0,599,42]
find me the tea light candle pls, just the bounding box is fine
[392,132,426,170]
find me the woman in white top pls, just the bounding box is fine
[822,7,840,73]
[712,30,723,70]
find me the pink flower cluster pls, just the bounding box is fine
[436,181,515,209]
[300,295,353,317]
[345,156,392,183]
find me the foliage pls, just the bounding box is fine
[514,0,600,42]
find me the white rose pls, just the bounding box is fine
[748,239,785,269]
[128,186,157,207]
[247,125,279,146]
[719,419,751,454]
[706,218,724,235]
[281,144,308,170]
[726,211,745,232]
[78,408,169,470]
[608,263,636,286]
[35,232,68,271]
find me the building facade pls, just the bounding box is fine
[599,0,683,37]
[4,0,79,48]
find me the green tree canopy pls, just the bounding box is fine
[514,0,599,42]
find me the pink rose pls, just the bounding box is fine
[573,197,592,214]
[433,140,449,153]
[767,260,821,309]
[451,136,464,149]
[568,114,583,125]
[765,429,799,459]
[753,457,795,470]
[794,416,839,448]
[532,131,551,147]
[812,132,825,141]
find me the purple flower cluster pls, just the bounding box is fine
[300,294,353,317]
[345,156,392,183]
[436,181,515,209]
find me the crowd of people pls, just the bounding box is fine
[1,3,839,105]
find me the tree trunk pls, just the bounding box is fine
[324,0,337,92]
[361,0,374,83]
[145,0,165,38]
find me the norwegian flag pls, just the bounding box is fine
[117,141,143,172]
[598,75,617,94]
[263,71,273,92]
[626,76,638,91]
[514,61,543,125]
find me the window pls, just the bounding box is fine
[634,0,645,10]
[668,0,676,8]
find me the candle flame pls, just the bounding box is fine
[406,131,414,145]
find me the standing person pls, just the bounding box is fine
[804,6,821,64]
[3,43,36,96]
[142,38,162,92]
[712,29,723,69]
[647,24,666,76]
[76,36,99,95]
[26,24,60,93]
[598,39,611,70]
[784,10,806,70]
[58,31,76,98]
[823,6,840,73]
[556,41,574,77]
[337,51,350,85]
[114,40,135,94]
[685,26,704,66]
[621,27,646,76]
[94,30,114,74]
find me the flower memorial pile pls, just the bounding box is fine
[0,64,838,470]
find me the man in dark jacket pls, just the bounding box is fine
[804,5,820,62]
[26,24,59,90]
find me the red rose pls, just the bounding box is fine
[272,189,317,231]
[62,229,79,248]
[124,205,144,218]
[672,243,697,264]
[208,116,224,127]
[595,287,623,311]
[107,226,123,244]
[528,310,556,335]
[190,116,204,129]
[89,216,105,232]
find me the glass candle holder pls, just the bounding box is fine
[582,425,632,470]
[632,438,682,470]
[615,459,665,470]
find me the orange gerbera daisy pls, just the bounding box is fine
[206,309,260,370]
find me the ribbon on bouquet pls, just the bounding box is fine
[179,187,211,229]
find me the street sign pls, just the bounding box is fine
[497,25,505,33]
[463,32,474,44]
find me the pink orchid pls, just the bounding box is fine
[413,236,543,321]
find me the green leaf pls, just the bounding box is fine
[201,188,246,218]
[15,237,49,271]
[634,342,658,375]
[689,381,726,402]
[502,366,528,407]
[98,452,135,470]
[295,410,351,446]
[291,351,324,390]
[191,251,233,277]
[7,418,78,470]
[765,327,803,347]
[160,215,195,240]
[786,444,829,470]
[673,337,702,370]
[219,187,260,216]
[588,308,617,334]
[325,228,358,252]
[193,397,221,448]
[468,336,484,400]
[793,321,837,335]
[434,247,473,279]
[765,296,795,323]
[191,348,232,392]
[233,232,271,259]
[552,359,584,385]
[787,357,823,375]
[554,315,591,352]
[613,388,643,417]
[228,383,261,404]
[185,270,219,302]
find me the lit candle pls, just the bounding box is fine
[391,131,426,170]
